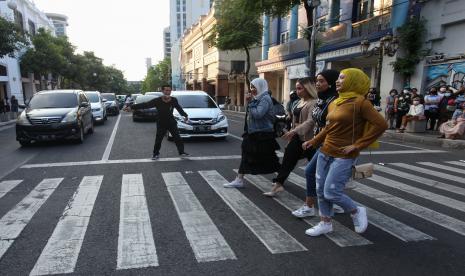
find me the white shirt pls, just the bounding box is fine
[407,104,424,116]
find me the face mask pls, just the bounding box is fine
[413,101,420,105]
[445,93,451,97]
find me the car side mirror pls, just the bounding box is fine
[219,104,225,110]
[80,102,89,108]
[19,104,27,109]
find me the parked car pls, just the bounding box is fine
[145,91,163,96]
[101,93,120,115]
[132,94,162,121]
[16,90,94,146]
[85,91,107,124]
[170,91,228,139]
[131,93,142,102]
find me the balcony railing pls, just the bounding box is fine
[268,38,308,60]
[352,13,391,39]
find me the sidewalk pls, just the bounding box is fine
[0,119,16,127]
[383,129,465,150]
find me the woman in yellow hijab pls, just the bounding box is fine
[301,68,388,237]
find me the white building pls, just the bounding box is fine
[0,0,55,106]
[145,58,152,71]
[169,0,212,90]
[164,27,171,59]
[46,13,68,37]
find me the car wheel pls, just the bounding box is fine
[75,123,85,144]
[217,136,227,141]
[88,120,94,134]
[19,140,31,147]
[115,109,120,115]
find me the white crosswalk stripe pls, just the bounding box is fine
[0,180,23,199]
[199,170,308,254]
[117,174,158,270]
[390,163,465,183]
[418,162,465,175]
[0,178,63,260]
[446,161,465,168]
[162,172,236,262]
[30,176,104,276]
[285,172,434,242]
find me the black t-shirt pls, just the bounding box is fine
[132,96,188,125]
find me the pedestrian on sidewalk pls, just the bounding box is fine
[263,77,317,196]
[398,96,425,132]
[225,78,281,188]
[128,84,189,160]
[302,68,388,236]
[394,89,412,132]
[385,89,397,129]
[439,102,465,139]
[290,69,345,217]
[10,96,18,113]
[424,87,442,131]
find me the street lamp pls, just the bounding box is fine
[360,34,399,98]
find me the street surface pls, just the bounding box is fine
[0,110,464,275]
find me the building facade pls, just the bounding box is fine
[180,7,261,108]
[0,0,55,107]
[45,13,68,37]
[169,0,212,90]
[163,27,171,59]
[256,0,409,105]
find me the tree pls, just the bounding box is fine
[141,58,171,92]
[244,0,316,77]
[209,0,262,87]
[0,16,28,58]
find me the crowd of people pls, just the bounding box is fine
[226,68,388,236]
[383,84,465,139]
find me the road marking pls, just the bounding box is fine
[285,172,432,242]
[375,165,465,196]
[0,124,15,132]
[228,134,243,141]
[30,176,104,276]
[378,140,437,151]
[199,170,307,254]
[367,174,465,212]
[102,114,121,161]
[162,172,236,262]
[0,178,63,260]
[0,180,23,199]
[418,162,465,175]
[390,163,465,184]
[117,174,158,270]
[447,161,465,167]
[353,183,465,237]
[242,172,372,247]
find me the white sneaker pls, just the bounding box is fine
[305,221,333,237]
[333,204,345,214]
[351,206,368,233]
[223,177,245,188]
[292,205,316,218]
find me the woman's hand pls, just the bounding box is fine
[341,145,358,155]
[282,130,295,141]
[245,93,253,102]
[302,140,313,150]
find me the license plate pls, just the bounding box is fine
[40,135,54,140]
[194,126,210,132]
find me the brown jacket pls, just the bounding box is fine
[310,97,388,158]
[292,99,316,141]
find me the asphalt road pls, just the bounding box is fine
[0,110,464,276]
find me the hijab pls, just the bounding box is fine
[250,78,269,98]
[334,68,370,105]
[317,69,339,100]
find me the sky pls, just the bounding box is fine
[34,0,170,81]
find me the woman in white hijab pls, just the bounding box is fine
[224,78,281,188]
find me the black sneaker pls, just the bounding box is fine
[179,152,190,158]
[151,154,159,160]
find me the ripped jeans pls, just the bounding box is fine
[316,152,358,217]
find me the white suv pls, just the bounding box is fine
[84,91,107,124]
[170,91,228,139]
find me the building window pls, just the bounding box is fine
[231,61,245,73]
[28,20,36,35]
[280,31,289,44]
[0,65,7,77]
[14,10,24,34]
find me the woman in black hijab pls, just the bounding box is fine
[292,69,343,218]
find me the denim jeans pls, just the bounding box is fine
[304,149,319,197]
[316,152,358,217]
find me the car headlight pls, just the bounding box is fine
[16,111,31,125]
[92,108,101,112]
[61,112,77,123]
[213,114,226,124]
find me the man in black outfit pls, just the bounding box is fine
[129,85,189,160]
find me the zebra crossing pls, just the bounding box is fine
[0,160,465,274]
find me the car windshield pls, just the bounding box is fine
[101,94,116,101]
[175,95,217,108]
[135,95,158,104]
[85,93,100,103]
[146,92,163,97]
[29,93,78,109]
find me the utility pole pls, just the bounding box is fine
[306,0,321,79]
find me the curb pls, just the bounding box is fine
[383,131,465,150]
[0,120,16,127]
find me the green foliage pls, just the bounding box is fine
[244,0,302,17]
[391,17,429,80]
[142,58,171,92]
[0,16,29,57]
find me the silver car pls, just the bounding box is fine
[85,91,107,124]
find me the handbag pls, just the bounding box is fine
[351,102,374,180]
